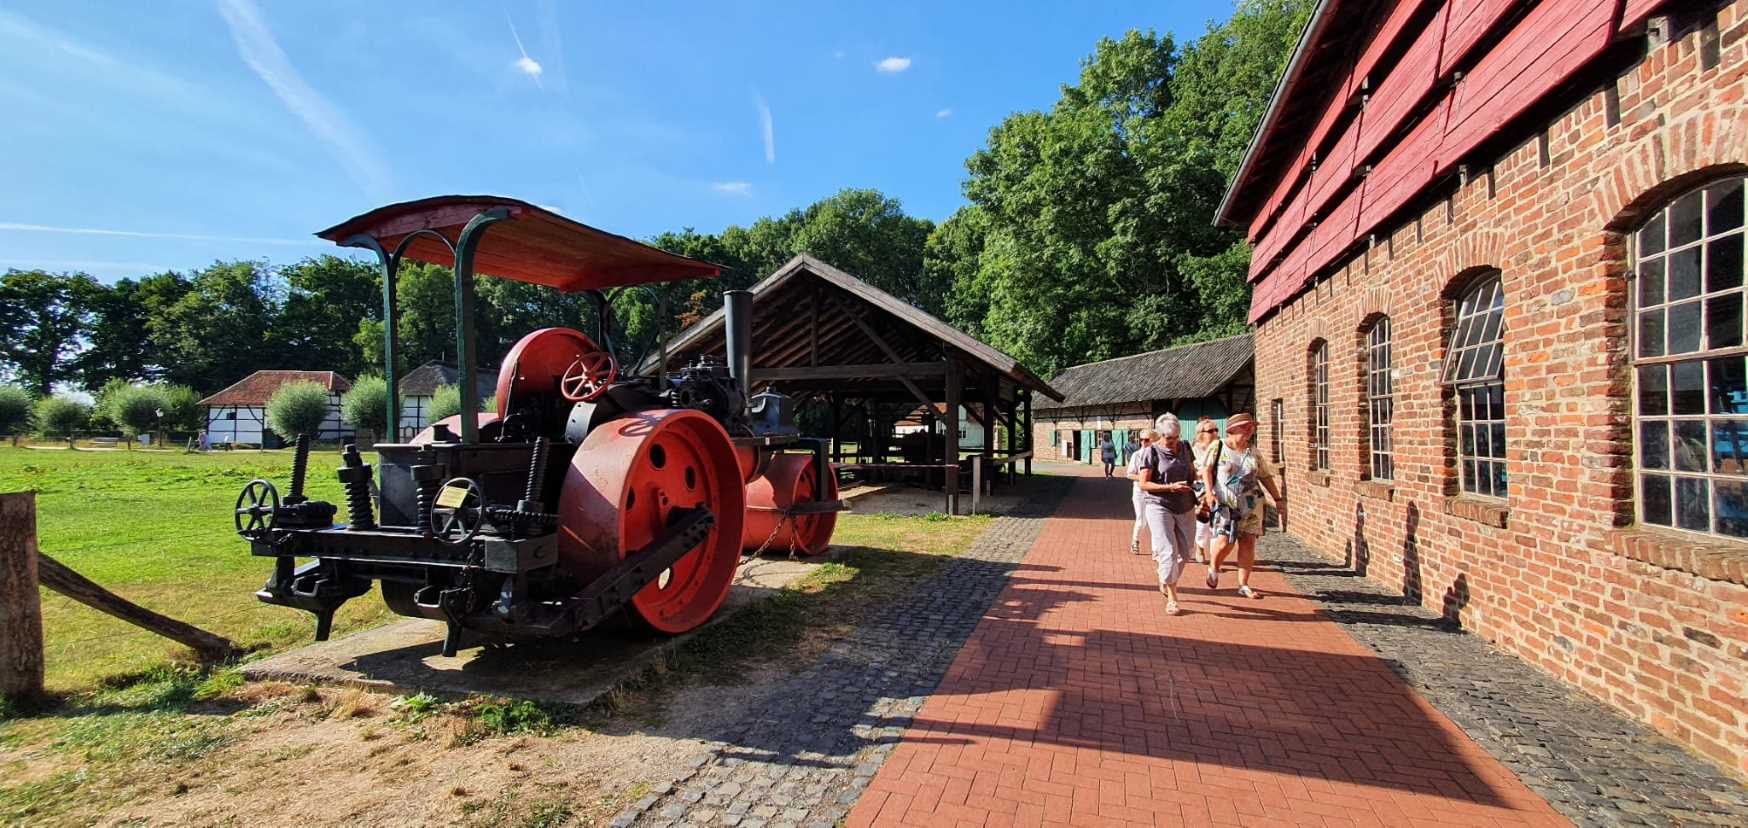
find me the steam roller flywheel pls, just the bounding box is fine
[742,454,839,557]
[557,408,746,634]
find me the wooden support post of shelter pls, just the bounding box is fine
[1,492,44,702]
[945,354,962,516]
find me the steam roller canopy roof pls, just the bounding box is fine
[317,195,721,291]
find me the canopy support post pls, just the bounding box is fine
[347,235,401,441]
[451,209,511,444]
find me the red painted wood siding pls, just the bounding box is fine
[1440,0,1615,170]
[1246,0,1633,322]
[1355,3,1451,164]
[1441,0,1524,76]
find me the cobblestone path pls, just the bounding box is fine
[1266,533,1748,827]
[851,474,1569,826]
[615,474,1075,828]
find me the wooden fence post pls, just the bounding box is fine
[36,556,235,662]
[1,492,45,701]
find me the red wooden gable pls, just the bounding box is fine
[1238,0,1670,323]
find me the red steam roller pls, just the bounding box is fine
[230,196,845,654]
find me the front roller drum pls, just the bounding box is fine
[558,409,746,634]
[742,454,839,557]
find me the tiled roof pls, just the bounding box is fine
[1035,334,1252,410]
[398,362,497,397]
[198,371,352,406]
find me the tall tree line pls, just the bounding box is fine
[0,2,1306,393]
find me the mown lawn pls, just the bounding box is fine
[0,446,392,691]
[0,446,997,693]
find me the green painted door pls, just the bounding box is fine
[1080,429,1094,463]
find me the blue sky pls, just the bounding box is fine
[0,1,1237,282]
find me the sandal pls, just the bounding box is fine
[1205,568,1219,590]
[1165,600,1180,615]
[1237,584,1262,600]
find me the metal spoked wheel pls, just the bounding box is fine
[234,479,280,539]
[432,477,486,545]
[558,409,746,634]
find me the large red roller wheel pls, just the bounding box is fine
[557,409,746,634]
[742,454,839,557]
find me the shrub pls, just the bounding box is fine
[106,384,170,442]
[428,384,486,423]
[35,395,91,438]
[265,381,331,442]
[0,386,33,438]
[159,385,202,433]
[340,375,389,437]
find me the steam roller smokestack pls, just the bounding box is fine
[725,289,753,402]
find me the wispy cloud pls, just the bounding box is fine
[711,181,752,197]
[535,0,569,94]
[0,222,322,246]
[507,15,543,87]
[936,108,953,119]
[875,56,912,74]
[754,93,775,164]
[0,10,203,107]
[217,0,390,197]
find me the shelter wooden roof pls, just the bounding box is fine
[198,371,352,407]
[1035,334,1253,411]
[317,195,719,291]
[648,254,1062,404]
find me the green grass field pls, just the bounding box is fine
[0,446,391,691]
[0,446,997,693]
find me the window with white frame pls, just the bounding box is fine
[1633,176,1748,538]
[1311,342,1329,471]
[1444,274,1507,497]
[1366,318,1394,480]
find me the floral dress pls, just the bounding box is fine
[1210,443,1277,540]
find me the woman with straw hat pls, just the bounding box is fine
[1202,412,1285,599]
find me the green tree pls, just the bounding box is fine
[265,381,331,442]
[0,386,34,443]
[277,256,381,378]
[354,262,502,374]
[0,270,100,395]
[340,375,390,438]
[939,2,1310,375]
[147,261,277,393]
[159,384,202,433]
[34,395,90,442]
[105,384,170,448]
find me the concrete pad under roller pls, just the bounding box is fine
[241,553,826,706]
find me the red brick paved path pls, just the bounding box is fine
[850,470,1567,827]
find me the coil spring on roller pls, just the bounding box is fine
[287,434,310,503]
[338,444,376,530]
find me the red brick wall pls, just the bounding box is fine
[1253,9,1748,778]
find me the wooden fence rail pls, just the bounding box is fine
[1,491,236,702]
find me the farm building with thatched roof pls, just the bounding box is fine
[1032,333,1256,465]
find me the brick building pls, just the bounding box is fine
[1220,2,1748,775]
[1031,334,1254,464]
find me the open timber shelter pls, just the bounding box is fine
[1032,333,1255,466]
[650,254,1063,513]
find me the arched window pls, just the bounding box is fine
[1366,318,1394,480]
[1444,274,1506,497]
[1633,176,1748,538]
[1310,341,1329,471]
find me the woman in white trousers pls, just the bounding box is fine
[1126,429,1157,554]
[1134,414,1199,615]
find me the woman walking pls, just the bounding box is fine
[1135,414,1198,615]
[1099,433,1118,478]
[1190,417,1220,564]
[1126,428,1156,554]
[1202,413,1285,599]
